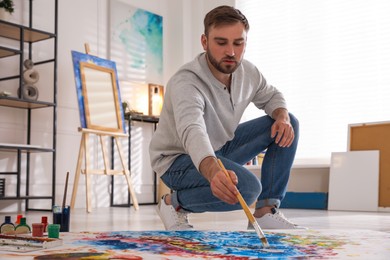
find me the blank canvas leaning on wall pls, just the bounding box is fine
[328,151,379,211]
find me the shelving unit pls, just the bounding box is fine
[0,0,58,211]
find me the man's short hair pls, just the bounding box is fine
[204,5,250,36]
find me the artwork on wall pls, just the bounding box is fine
[109,1,163,85]
[71,51,126,133]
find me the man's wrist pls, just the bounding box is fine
[272,107,289,121]
[199,156,219,182]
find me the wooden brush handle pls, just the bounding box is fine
[217,159,256,223]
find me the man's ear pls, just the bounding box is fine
[201,34,207,51]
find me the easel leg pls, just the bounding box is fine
[100,135,110,175]
[115,137,139,210]
[70,133,85,209]
[84,133,92,213]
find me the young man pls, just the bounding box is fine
[149,5,301,230]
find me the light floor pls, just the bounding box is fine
[2,205,390,233]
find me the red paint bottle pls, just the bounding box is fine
[41,216,48,232]
[15,214,23,225]
[32,223,44,237]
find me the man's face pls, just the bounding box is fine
[202,22,247,75]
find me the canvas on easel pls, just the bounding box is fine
[70,48,138,212]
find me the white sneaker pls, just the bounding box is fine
[156,195,194,230]
[248,208,306,229]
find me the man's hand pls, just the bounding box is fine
[271,108,295,147]
[199,157,239,204]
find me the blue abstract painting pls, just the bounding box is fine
[110,1,163,85]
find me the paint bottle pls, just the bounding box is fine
[47,224,60,238]
[0,216,15,234]
[15,214,23,225]
[15,217,31,234]
[41,216,48,232]
[32,223,44,237]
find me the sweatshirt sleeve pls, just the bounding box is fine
[250,67,287,117]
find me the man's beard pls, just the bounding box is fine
[206,51,240,74]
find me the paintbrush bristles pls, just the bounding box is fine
[253,220,270,248]
[261,237,270,248]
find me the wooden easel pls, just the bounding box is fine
[70,44,139,212]
[70,128,139,212]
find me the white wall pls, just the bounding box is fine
[0,0,233,212]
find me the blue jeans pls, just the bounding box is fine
[161,113,299,213]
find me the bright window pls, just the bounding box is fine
[237,0,390,161]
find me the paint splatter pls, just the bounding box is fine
[2,230,390,259]
[72,230,348,259]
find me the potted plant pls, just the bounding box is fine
[0,0,14,20]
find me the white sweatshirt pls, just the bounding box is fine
[149,53,287,176]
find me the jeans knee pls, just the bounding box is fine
[240,177,261,206]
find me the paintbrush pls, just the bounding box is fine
[217,159,270,248]
[62,171,69,209]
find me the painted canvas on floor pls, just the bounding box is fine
[1,229,389,259]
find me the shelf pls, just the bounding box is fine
[0,46,20,58]
[245,164,330,170]
[0,20,55,43]
[245,158,330,171]
[0,143,54,153]
[0,96,55,109]
[126,113,159,123]
[0,195,53,200]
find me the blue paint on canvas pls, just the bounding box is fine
[110,2,163,84]
[72,230,343,258]
[118,8,162,74]
[130,9,162,72]
[71,50,126,132]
